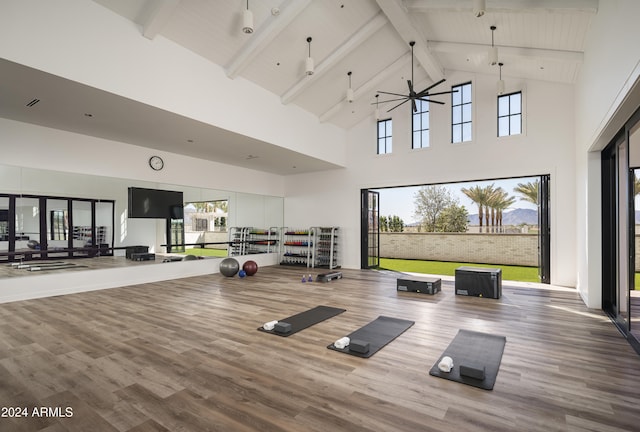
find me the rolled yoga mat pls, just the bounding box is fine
[258,305,346,337]
[327,315,415,358]
[429,329,506,390]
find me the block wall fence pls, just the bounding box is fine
[379,233,539,267]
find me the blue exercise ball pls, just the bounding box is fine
[238,270,246,278]
[219,257,240,277]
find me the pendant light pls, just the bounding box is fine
[346,71,354,103]
[497,62,505,95]
[473,0,486,17]
[489,26,498,66]
[242,0,254,34]
[305,37,314,76]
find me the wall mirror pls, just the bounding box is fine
[0,163,284,277]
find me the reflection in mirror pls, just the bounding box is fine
[0,197,8,258]
[71,200,92,257]
[96,201,114,256]
[46,198,68,258]
[16,197,41,259]
[0,164,284,277]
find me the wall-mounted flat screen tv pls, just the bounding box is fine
[128,187,184,219]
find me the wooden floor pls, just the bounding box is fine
[1,266,639,432]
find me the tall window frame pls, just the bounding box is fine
[412,99,430,149]
[377,118,392,154]
[451,82,472,143]
[498,91,522,137]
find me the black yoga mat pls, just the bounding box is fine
[258,305,346,337]
[327,315,415,358]
[429,329,506,390]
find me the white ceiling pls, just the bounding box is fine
[0,0,596,175]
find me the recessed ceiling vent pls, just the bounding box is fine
[26,98,40,107]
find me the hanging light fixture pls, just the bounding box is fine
[489,26,498,66]
[497,62,505,95]
[346,71,354,103]
[305,37,314,76]
[242,0,254,34]
[374,94,380,120]
[473,0,486,17]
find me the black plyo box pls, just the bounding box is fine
[455,266,502,299]
[396,276,441,294]
[126,246,149,259]
[131,252,155,262]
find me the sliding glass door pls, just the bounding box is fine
[602,105,640,352]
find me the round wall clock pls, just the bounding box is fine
[149,156,164,171]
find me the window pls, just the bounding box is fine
[377,119,392,154]
[498,91,522,137]
[412,99,429,149]
[451,82,472,143]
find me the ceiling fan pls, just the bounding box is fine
[376,41,456,113]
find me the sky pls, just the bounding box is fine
[373,177,539,224]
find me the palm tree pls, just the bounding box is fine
[485,186,505,232]
[493,192,517,232]
[514,180,539,205]
[461,184,490,232]
[482,184,499,230]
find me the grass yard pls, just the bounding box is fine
[177,248,228,257]
[378,258,541,283]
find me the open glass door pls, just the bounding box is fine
[360,189,379,269]
[538,175,551,284]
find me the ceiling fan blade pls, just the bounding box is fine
[386,98,410,112]
[421,90,458,97]
[407,79,415,95]
[374,97,409,104]
[377,90,409,98]
[417,78,446,96]
[417,97,445,105]
[412,99,418,112]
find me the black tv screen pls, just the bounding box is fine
[128,187,184,219]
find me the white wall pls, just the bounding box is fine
[574,0,640,308]
[1,118,285,197]
[285,71,577,287]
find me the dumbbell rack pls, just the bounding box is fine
[280,227,315,267]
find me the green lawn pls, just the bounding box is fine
[378,258,541,283]
[176,248,228,257]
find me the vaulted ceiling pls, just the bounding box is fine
[95,0,594,129]
[0,0,597,174]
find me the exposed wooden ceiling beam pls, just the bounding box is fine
[428,40,584,63]
[140,0,180,40]
[281,12,388,105]
[376,0,444,83]
[405,0,598,14]
[319,53,411,123]
[225,0,312,79]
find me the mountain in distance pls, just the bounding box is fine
[467,208,538,225]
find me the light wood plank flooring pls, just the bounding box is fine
[0,266,639,432]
